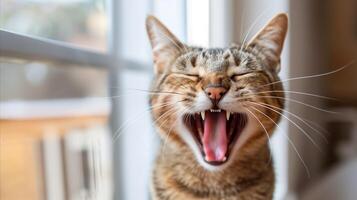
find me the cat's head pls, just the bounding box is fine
[146,14,287,170]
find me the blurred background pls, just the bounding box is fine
[0,0,356,200]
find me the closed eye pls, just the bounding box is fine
[230,72,251,80]
[174,73,200,79]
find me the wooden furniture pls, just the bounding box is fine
[0,116,107,200]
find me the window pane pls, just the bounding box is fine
[0,56,110,118]
[0,0,108,52]
[0,57,107,101]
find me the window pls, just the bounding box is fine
[0,1,112,200]
[0,0,108,52]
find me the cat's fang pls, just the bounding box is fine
[204,155,209,162]
[201,112,205,120]
[223,156,227,161]
[226,112,230,120]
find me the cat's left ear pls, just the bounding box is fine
[146,15,186,74]
[248,13,288,72]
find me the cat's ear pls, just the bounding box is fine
[146,15,185,74]
[248,13,288,72]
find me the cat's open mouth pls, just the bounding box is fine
[184,109,248,166]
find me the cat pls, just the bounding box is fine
[146,13,287,200]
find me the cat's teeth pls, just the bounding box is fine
[200,112,205,120]
[223,156,227,161]
[226,112,231,120]
[210,109,221,112]
[205,155,209,162]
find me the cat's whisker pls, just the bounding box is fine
[248,90,339,101]
[148,102,186,132]
[112,102,174,141]
[248,106,311,178]
[153,110,179,143]
[109,86,188,91]
[88,92,180,100]
[87,86,189,100]
[257,60,355,89]
[150,107,181,158]
[147,109,179,147]
[257,101,328,143]
[245,101,323,152]
[81,90,187,101]
[127,88,186,96]
[161,107,190,161]
[244,107,273,165]
[303,118,330,136]
[154,107,179,132]
[242,95,339,114]
[112,101,182,141]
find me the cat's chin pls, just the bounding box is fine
[182,109,248,168]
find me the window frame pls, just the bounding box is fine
[0,0,148,71]
[0,30,111,68]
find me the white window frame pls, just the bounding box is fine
[0,30,111,67]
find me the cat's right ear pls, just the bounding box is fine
[146,15,185,74]
[247,13,288,73]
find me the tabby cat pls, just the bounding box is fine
[146,13,288,200]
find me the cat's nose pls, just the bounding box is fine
[204,86,227,104]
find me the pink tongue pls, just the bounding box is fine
[203,111,228,162]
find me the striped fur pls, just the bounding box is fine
[146,14,288,200]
